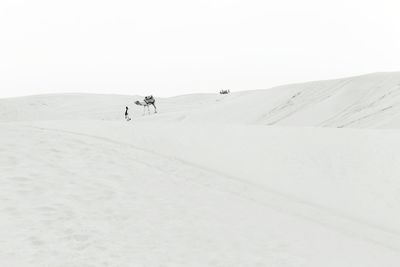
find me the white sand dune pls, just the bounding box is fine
[1,72,400,266]
[3,72,400,128]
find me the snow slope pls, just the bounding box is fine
[2,72,400,266]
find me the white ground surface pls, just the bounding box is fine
[2,72,400,266]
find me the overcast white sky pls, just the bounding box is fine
[1,0,400,97]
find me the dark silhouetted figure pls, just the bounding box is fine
[125,106,131,121]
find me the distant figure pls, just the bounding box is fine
[135,95,157,115]
[125,106,131,121]
[220,89,230,94]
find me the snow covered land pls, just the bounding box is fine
[2,72,400,266]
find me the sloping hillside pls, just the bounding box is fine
[161,72,400,128]
[2,73,400,266]
[2,72,400,128]
[0,93,223,122]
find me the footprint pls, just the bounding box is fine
[29,237,45,247]
[9,176,31,183]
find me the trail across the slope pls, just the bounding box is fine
[2,125,295,266]
[23,124,400,252]
[2,123,400,266]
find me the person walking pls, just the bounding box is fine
[125,106,131,121]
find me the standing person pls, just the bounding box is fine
[125,106,131,121]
